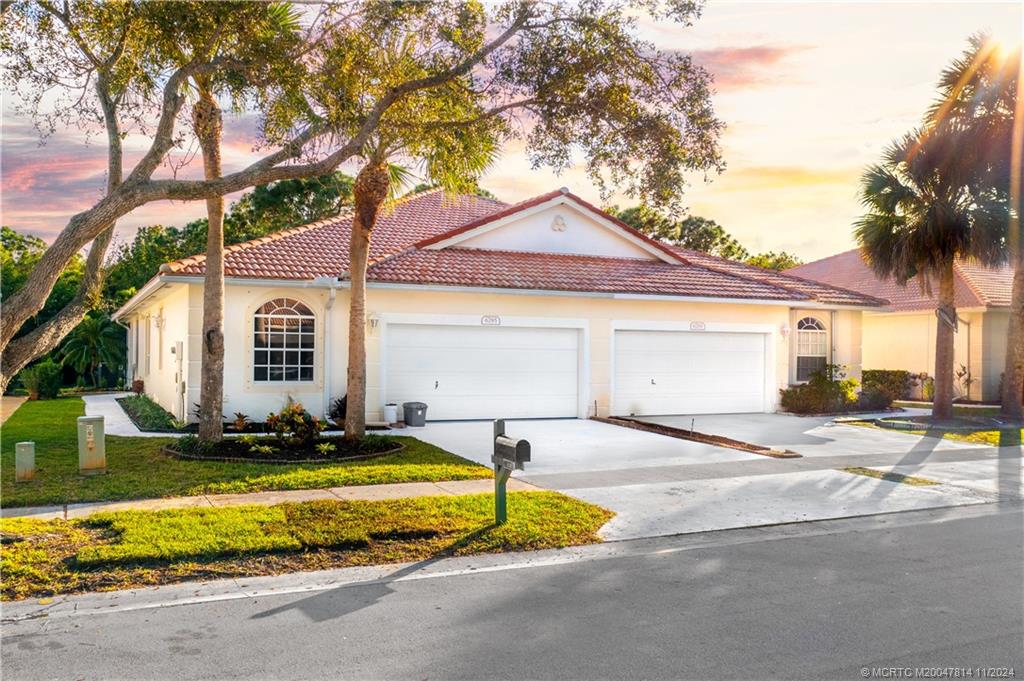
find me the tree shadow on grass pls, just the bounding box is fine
[249,524,499,623]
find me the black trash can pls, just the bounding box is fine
[403,402,428,427]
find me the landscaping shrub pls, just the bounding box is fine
[267,400,325,446]
[18,359,63,400]
[856,387,893,411]
[779,364,859,415]
[117,394,176,430]
[862,370,912,402]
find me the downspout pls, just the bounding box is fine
[114,317,132,388]
[312,276,341,420]
[830,310,837,369]
[957,315,971,401]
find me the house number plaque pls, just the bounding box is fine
[481,315,501,326]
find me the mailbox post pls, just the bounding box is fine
[491,419,530,525]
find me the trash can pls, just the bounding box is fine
[403,402,428,427]
[383,403,399,424]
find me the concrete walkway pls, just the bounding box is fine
[0,395,27,426]
[82,392,165,437]
[1,477,537,521]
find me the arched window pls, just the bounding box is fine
[253,298,315,382]
[795,316,827,382]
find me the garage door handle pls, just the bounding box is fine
[435,380,439,390]
[651,378,656,385]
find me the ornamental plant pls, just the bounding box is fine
[266,400,325,447]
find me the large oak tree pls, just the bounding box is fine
[1,0,724,400]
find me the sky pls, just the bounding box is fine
[2,1,1022,263]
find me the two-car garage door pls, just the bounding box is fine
[385,324,579,420]
[612,330,767,416]
[384,323,769,421]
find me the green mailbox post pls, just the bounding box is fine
[491,419,531,525]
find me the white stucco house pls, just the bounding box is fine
[113,188,885,423]
[790,250,1014,402]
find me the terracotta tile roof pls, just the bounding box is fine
[788,249,1015,311]
[367,248,808,300]
[157,188,884,307]
[164,189,508,279]
[666,246,888,307]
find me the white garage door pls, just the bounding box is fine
[385,324,579,420]
[613,330,766,416]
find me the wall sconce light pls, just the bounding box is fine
[780,323,791,339]
[367,313,380,330]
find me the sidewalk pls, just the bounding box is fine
[1,395,27,426]
[1,477,538,521]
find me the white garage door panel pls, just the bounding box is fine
[613,330,766,416]
[385,324,579,420]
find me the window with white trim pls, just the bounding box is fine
[253,298,315,382]
[795,316,828,381]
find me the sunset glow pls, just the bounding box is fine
[2,1,1021,262]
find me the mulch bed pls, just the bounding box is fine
[163,436,404,465]
[593,416,801,458]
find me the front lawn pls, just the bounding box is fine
[0,492,612,600]
[1,398,490,508]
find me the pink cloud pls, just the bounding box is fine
[690,44,812,90]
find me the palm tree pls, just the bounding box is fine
[61,315,124,387]
[342,160,413,441]
[927,35,1021,420]
[855,124,1007,421]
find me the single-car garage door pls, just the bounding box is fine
[385,324,579,420]
[613,330,766,416]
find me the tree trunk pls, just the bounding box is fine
[933,261,957,421]
[194,88,226,443]
[343,161,390,442]
[1001,249,1024,421]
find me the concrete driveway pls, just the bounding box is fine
[392,418,759,476]
[394,416,996,541]
[635,410,980,458]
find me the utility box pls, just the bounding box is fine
[77,415,106,475]
[403,402,428,427]
[15,442,35,482]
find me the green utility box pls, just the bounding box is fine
[77,415,106,475]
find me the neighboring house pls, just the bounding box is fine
[790,250,1014,402]
[113,188,884,422]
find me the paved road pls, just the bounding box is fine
[4,505,1021,680]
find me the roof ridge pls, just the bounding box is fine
[673,245,889,305]
[951,258,988,306]
[667,246,812,300]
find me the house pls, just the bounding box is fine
[113,188,885,423]
[789,250,1014,402]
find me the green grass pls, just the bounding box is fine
[1,398,490,508]
[0,492,613,599]
[845,418,1023,449]
[841,466,938,486]
[892,401,1002,417]
[115,394,177,430]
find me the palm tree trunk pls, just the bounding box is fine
[343,161,390,442]
[933,261,957,421]
[194,87,226,443]
[1002,250,1024,420]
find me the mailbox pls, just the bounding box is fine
[491,420,530,525]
